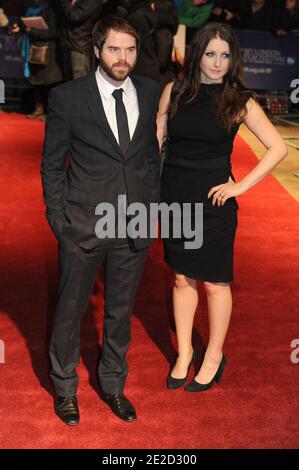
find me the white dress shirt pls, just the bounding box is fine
[95,67,139,144]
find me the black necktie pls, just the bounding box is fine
[112,88,130,156]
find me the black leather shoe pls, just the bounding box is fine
[167,350,195,390]
[101,393,137,422]
[185,355,227,392]
[54,396,80,426]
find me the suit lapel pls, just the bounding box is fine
[85,72,148,160]
[85,73,123,159]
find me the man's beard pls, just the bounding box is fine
[99,55,136,81]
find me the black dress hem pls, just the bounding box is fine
[164,256,233,284]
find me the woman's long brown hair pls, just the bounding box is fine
[169,22,254,132]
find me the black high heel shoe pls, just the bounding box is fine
[167,350,195,390]
[184,355,227,392]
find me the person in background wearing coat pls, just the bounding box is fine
[55,0,102,80]
[209,1,241,28]
[239,0,276,32]
[154,0,179,88]
[22,0,62,119]
[178,0,214,45]
[119,0,160,82]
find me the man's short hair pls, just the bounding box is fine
[92,16,140,54]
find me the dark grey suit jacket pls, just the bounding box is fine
[41,72,161,250]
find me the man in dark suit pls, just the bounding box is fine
[41,15,161,425]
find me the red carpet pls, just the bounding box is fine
[0,112,298,449]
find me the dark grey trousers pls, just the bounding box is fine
[49,235,148,396]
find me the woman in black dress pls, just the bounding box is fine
[157,22,287,392]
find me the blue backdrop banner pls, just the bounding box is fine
[0,22,23,79]
[236,30,299,91]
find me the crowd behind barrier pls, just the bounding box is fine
[0,0,298,115]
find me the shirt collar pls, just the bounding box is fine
[96,67,132,100]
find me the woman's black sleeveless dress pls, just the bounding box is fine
[161,83,242,283]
